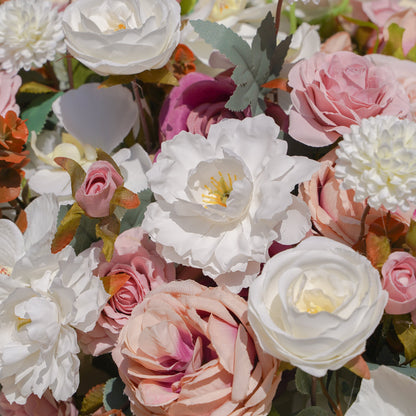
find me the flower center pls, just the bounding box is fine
[115,23,126,31]
[0,266,12,276]
[201,171,236,207]
[295,289,337,314]
[210,0,247,21]
[16,317,31,331]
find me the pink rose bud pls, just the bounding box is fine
[75,160,124,218]
[381,251,416,325]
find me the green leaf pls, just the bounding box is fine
[180,0,197,14]
[382,23,405,59]
[54,156,86,197]
[295,368,312,395]
[136,67,178,86]
[110,187,140,212]
[393,315,416,362]
[406,43,416,62]
[80,383,105,415]
[96,214,120,261]
[296,406,329,416]
[120,188,153,232]
[405,219,416,255]
[70,58,100,89]
[21,92,63,134]
[365,232,391,269]
[19,81,58,94]
[103,377,132,415]
[269,34,292,79]
[267,406,281,416]
[100,75,137,88]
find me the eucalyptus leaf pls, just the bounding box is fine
[295,368,312,395]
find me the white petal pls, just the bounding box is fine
[0,219,24,268]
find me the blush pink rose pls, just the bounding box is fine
[288,51,410,146]
[384,8,416,55]
[0,71,21,117]
[75,160,124,218]
[362,0,404,27]
[79,227,175,355]
[0,391,78,416]
[381,252,416,324]
[159,71,250,142]
[112,280,280,416]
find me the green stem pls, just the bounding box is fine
[289,3,297,34]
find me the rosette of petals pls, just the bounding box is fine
[0,194,109,404]
[0,0,65,73]
[335,115,416,212]
[142,114,320,292]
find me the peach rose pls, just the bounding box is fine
[113,280,280,416]
[288,51,410,146]
[381,252,416,324]
[79,227,175,355]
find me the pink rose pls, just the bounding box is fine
[382,252,416,324]
[384,8,416,55]
[362,0,404,27]
[0,391,78,416]
[0,71,21,117]
[75,160,124,218]
[79,227,175,355]
[159,71,250,142]
[113,280,280,416]
[288,51,410,146]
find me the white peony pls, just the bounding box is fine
[335,115,416,212]
[0,0,65,73]
[0,194,109,404]
[142,114,319,292]
[248,236,388,377]
[62,0,181,75]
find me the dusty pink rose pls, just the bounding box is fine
[362,0,404,27]
[113,280,280,416]
[0,391,78,416]
[382,252,416,324]
[79,227,175,355]
[75,160,123,218]
[384,8,416,55]
[0,71,21,117]
[288,51,410,146]
[159,71,250,142]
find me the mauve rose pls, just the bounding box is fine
[113,280,280,416]
[384,8,416,55]
[288,51,410,146]
[0,71,21,116]
[159,71,250,142]
[0,391,78,416]
[382,252,416,324]
[75,160,123,218]
[79,227,175,355]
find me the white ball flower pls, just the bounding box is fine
[0,0,66,73]
[335,115,416,212]
[248,236,388,378]
[62,0,181,76]
[142,114,320,292]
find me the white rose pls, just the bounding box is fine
[248,236,388,377]
[62,0,181,75]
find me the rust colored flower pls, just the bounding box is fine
[0,110,29,202]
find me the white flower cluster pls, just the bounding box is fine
[0,0,66,73]
[335,115,416,212]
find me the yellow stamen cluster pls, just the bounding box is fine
[116,23,126,31]
[202,171,237,207]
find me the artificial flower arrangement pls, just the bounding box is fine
[1,0,416,415]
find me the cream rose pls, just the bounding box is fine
[62,0,181,75]
[248,236,388,377]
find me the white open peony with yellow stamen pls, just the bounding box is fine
[142,114,320,292]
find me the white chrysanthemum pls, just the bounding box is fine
[0,194,109,404]
[142,115,320,292]
[335,115,416,212]
[0,0,66,73]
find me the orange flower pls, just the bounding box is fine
[0,110,29,202]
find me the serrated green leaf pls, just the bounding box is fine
[393,315,416,362]
[382,23,405,59]
[296,406,329,416]
[225,82,263,114]
[136,67,178,86]
[21,92,63,134]
[295,368,313,395]
[80,383,105,415]
[103,377,132,415]
[270,34,292,79]
[120,188,153,232]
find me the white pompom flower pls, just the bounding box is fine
[335,115,416,212]
[0,0,66,73]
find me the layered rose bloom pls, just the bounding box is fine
[159,71,250,142]
[381,252,416,324]
[113,280,280,416]
[0,71,21,116]
[79,227,175,355]
[288,51,410,146]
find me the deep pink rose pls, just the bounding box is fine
[75,160,123,218]
[0,391,78,416]
[79,227,175,355]
[0,71,21,117]
[384,8,416,55]
[382,252,416,324]
[159,71,250,142]
[113,280,280,416]
[288,51,410,146]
